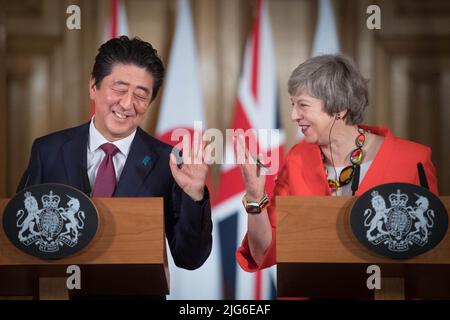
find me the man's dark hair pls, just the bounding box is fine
[92,36,165,102]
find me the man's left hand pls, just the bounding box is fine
[169,132,212,202]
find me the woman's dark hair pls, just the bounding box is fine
[91,36,165,102]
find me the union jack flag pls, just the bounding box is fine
[212,0,284,300]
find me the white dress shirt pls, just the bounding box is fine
[87,119,136,189]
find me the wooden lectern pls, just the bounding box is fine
[0,198,169,299]
[277,196,450,300]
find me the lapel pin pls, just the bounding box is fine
[142,155,151,166]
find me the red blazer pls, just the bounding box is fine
[236,126,439,272]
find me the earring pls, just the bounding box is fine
[335,113,341,120]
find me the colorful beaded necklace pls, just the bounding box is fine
[322,127,366,193]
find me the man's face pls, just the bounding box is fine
[89,63,154,141]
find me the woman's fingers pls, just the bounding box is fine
[235,134,247,165]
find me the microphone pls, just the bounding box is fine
[417,162,429,190]
[80,168,92,196]
[351,164,361,196]
[16,170,31,193]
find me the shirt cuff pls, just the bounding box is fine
[194,186,210,206]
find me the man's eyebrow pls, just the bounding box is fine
[112,81,150,95]
[136,86,150,95]
[112,80,129,86]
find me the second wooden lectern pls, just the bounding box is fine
[0,197,168,299]
[277,196,450,299]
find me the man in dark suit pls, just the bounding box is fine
[18,36,212,271]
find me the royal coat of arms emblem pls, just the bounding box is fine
[364,190,435,251]
[3,184,98,259]
[350,183,448,259]
[17,191,86,252]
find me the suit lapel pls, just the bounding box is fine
[114,127,158,197]
[356,126,393,195]
[61,123,90,192]
[300,143,331,195]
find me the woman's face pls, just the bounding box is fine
[290,91,335,145]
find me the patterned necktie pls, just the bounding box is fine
[92,143,119,197]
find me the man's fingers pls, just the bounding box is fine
[170,154,190,185]
[169,153,180,173]
[193,130,201,160]
[203,142,213,165]
[182,134,192,165]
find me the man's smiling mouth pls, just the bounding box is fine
[113,110,129,119]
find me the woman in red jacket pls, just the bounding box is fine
[236,54,439,273]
